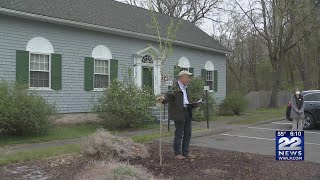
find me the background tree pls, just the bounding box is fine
[122,0,221,25]
[235,0,320,107]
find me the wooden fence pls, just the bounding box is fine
[245,91,292,110]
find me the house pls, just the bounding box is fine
[0,0,229,114]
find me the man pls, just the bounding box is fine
[157,70,197,160]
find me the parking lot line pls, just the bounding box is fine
[271,122,292,125]
[221,134,274,141]
[247,127,320,135]
[220,133,320,146]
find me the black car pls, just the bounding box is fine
[286,90,320,129]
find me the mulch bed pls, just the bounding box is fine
[1,142,320,180]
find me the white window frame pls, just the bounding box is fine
[26,37,54,91]
[206,70,213,91]
[205,61,215,92]
[93,58,110,91]
[28,52,52,90]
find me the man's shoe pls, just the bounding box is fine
[184,154,196,159]
[175,155,186,160]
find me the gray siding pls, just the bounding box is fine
[0,15,226,113]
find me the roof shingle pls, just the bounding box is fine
[0,0,229,53]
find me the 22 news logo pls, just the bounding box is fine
[276,131,304,161]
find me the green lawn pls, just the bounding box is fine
[0,122,162,147]
[225,106,286,125]
[0,123,102,147]
[0,144,80,165]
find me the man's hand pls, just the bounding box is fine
[299,110,303,114]
[156,96,165,103]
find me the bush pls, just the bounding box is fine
[219,91,247,115]
[188,77,219,121]
[82,128,149,160]
[0,81,56,136]
[93,80,155,130]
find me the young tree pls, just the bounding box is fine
[147,2,181,165]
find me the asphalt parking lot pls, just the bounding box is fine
[191,120,320,163]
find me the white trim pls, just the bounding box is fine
[178,57,190,68]
[26,37,54,54]
[136,46,160,57]
[154,59,161,95]
[92,88,105,92]
[92,45,112,60]
[205,61,214,71]
[27,87,53,91]
[134,48,161,95]
[28,53,51,89]
[0,7,230,54]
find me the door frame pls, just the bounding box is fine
[133,46,161,95]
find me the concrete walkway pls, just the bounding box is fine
[0,118,284,155]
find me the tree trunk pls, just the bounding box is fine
[303,54,311,90]
[269,57,282,107]
[269,71,280,107]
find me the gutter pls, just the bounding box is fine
[0,7,231,55]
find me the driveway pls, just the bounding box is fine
[190,119,320,163]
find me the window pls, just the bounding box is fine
[178,57,190,70]
[29,53,50,88]
[204,61,215,90]
[206,70,213,89]
[142,55,153,64]
[84,45,115,91]
[23,37,59,90]
[94,59,109,88]
[304,93,320,101]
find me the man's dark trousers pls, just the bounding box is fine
[173,108,192,156]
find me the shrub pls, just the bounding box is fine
[82,128,149,160]
[0,81,56,136]
[219,91,248,115]
[93,80,155,130]
[188,77,219,121]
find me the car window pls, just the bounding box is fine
[304,93,320,101]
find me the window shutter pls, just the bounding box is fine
[214,70,218,92]
[110,59,118,83]
[51,54,62,90]
[16,50,29,85]
[174,66,181,79]
[189,67,194,78]
[84,57,94,91]
[201,69,206,81]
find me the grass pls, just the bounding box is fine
[226,106,286,125]
[132,128,205,143]
[0,122,162,147]
[0,123,102,147]
[246,106,287,114]
[0,144,80,165]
